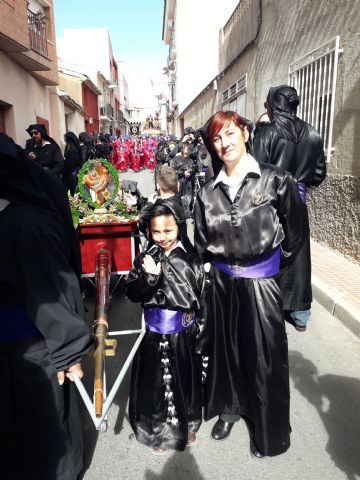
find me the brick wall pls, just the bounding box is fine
[0,0,29,50]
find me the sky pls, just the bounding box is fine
[53,0,169,107]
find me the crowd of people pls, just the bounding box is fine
[23,126,211,205]
[0,84,327,478]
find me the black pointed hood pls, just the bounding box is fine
[266,85,308,143]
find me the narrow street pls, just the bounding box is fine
[1,2,359,480]
[79,293,360,480]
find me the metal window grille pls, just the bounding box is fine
[222,90,229,103]
[27,9,48,57]
[289,36,342,162]
[229,83,237,97]
[222,73,247,104]
[222,74,247,116]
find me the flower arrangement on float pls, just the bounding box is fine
[68,158,139,228]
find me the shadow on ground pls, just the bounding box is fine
[289,350,360,480]
[144,450,205,480]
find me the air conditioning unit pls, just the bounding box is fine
[89,117,94,124]
[168,19,175,29]
[170,48,177,60]
[168,60,176,71]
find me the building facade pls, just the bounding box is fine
[162,0,239,135]
[0,0,61,145]
[57,28,122,136]
[118,73,131,134]
[165,0,360,262]
[58,66,101,139]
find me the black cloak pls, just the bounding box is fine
[26,124,64,176]
[0,133,91,480]
[254,85,327,311]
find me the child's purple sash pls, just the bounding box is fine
[144,308,195,334]
[298,182,306,203]
[212,247,280,279]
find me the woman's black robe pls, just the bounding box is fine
[193,163,305,456]
[124,244,205,451]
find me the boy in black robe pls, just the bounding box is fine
[124,200,205,454]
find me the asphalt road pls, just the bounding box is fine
[118,169,156,199]
[78,288,360,480]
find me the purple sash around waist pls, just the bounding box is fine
[0,306,41,341]
[298,182,306,203]
[212,247,280,279]
[144,308,195,334]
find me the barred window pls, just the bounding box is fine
[222,74,247,116]
[289,36,342,162]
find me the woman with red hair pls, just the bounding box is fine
[194,111,306,457]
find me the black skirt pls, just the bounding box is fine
[129,324,202,451]
[204,267,291,456]
[0,338,83,480]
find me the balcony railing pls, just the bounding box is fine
[27,10,48,57]
[100,103,114,118]
[116,110,123,122]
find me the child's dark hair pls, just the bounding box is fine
[148,203,176,220]
[147,202,181,241]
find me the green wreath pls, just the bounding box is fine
[78,158,119,209]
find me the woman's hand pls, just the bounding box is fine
[57,363,84,386]
[142,255,161,275]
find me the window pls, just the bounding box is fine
[0,107,6,134]
[36,115,49,135]
[222,74,247,116]
[289,36,342,162]
[0,100,12,134]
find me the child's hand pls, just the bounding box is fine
[142,255,161,275]
[148,192,159,203]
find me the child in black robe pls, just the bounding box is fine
[124,199,205,454]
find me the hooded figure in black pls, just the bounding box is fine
[254,85,326,331]
[26,123,64,177]
[95,133,112,159]
[79,131,95,164]
[63,131,82,195]
[124,199,205,452]
[0,133,91,480]
[155,139,169,165]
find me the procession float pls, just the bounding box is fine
[69,158,145,430]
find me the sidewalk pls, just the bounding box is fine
[311,240,360,337]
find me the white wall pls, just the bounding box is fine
[57,29,112,84]
[0,52,55,147]
[175,0,238,114]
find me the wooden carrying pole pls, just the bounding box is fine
[93,244,112,418]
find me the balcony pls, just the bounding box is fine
[27,10,48,58]
[116,110,123,122]
[99,103,114,122]
[220,0,260,71]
